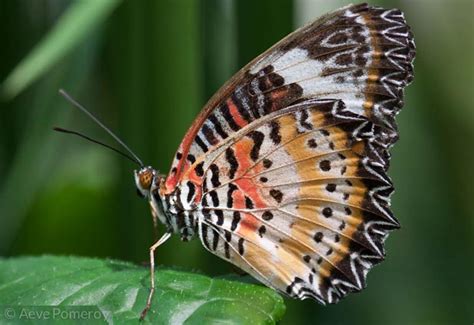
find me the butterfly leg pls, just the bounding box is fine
[140,231,172,320]
[149,200,160,241]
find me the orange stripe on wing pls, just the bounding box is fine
[239,212,260,236]
[226,98,248,128]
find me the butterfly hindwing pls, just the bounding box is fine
[194,99,399,303]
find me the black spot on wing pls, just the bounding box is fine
[227,183,238,208]
[269,121,281,144]
[319,160,331,171]
[263,159,273,168]
[195,135,208,152]
[308,138,318,148]
[186,181,196,203]
[202,123,218,145]
[262,211,273,221]
[322,207,333,218]
[269,189,283,203]
[247,130,264,161]
[212,228,219,251]
[187,154,196,164]
[245,196,254,209]
[286,277,305,295]
[210,164,221,187]
[314,232,323,243]
[215,210,224,226]
[238,238,245,255]
[231,211,241,231]
[208,113,229,139]
[299,109,313,130]
[258,225,266,237]
[225,148,239,179]
[209,190,219,207]
[194,161,204,177]
[326,183,337,192]
[220,102,240,132]
[201,223,210,250]
[224,230,231,258]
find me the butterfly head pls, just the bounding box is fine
[134,166,159,198]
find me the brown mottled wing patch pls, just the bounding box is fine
[164,3,415,193]
[195,99,399,303]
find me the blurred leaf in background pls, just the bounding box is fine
[0,0,121,256]
[0,0,472,324]
[1,0,120,99]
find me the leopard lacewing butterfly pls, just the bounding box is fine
[58,3,415,320]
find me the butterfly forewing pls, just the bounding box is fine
[165,3,414,193]
[160,3,415,305]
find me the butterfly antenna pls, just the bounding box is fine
[53,127,140,166]
[58,89,144,167]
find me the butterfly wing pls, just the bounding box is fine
[163,3,415,194]
[193,99,397,302]
[162,3,415,304]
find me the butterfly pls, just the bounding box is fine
[58,2,415,320]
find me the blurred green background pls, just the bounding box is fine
[1,0,472,324]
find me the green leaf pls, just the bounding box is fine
[0,256,285,324]
[0,0,121,99]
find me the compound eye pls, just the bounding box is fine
[136,188,145,198]
[139,170,153,190]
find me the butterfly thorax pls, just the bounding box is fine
[135,166,197,241]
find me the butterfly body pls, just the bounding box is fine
[134,2,415,315]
